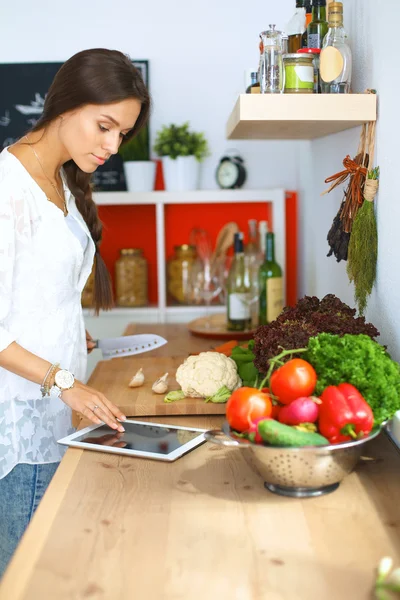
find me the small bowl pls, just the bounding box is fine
[205,421,382,498]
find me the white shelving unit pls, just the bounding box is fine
[93,188,287,322]
[84,188,287,379]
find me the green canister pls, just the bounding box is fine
[283,53,314,93]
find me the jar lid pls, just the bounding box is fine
[283,53,314,60]
[120,248,143,255]
[297,48,321,54]
[174,244,196,251]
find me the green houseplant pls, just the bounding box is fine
[118,128,156,192]
[154,122,210,191]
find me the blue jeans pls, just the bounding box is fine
[0,462,60,578]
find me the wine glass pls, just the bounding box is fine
[191,259,223,329]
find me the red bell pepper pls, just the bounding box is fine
[319,383,374,444]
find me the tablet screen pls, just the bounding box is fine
[72,421,202,455]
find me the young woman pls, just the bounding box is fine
[0,48,151,576]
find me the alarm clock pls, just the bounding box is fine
[216,154,247,189]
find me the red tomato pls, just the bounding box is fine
[226,387,272,432]
[270,359,317,405]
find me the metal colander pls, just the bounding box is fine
[205,421,382,498]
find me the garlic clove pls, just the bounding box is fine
[128,367,145,388]
[152,372,169,394]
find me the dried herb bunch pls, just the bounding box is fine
[253,294,380,374]
[347,167,379,315]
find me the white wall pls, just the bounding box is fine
[298,0,400,360]
[1,0,298,190]
[3,1,398,359]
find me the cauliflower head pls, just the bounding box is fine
[175,351,242,398]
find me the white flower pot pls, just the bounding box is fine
[162,155,200,192]
[123,161,156,192]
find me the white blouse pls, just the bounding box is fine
[0,148,96,479]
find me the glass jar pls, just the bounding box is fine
[283,53,314,93]
[167,245,197,305]
[297,47,321,93]
[115,248,148,307]
[81,264,95,308]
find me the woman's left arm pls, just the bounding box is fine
[86,330,96,354]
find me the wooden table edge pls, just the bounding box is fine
[0,448,83,599]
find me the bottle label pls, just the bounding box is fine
[229,293,251,320]
[266,278,284,323]
[320,46,344,82]
[308,33,320,49]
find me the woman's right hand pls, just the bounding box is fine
[60,380,126,432]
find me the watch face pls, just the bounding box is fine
[55,370,74,389]
[217,160,239,188]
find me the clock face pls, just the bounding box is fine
[217,160,239,188]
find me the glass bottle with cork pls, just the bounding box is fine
[258,232,284,326]
[227,232,252,332]
[307,0,328,49]
[320,1,352,93]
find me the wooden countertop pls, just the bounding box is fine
[1,324,400,600]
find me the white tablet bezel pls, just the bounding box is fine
[57,419,207,462]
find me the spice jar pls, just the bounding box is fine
[167,245,197,305]
[259,25,284,94]
[81,264,95,308]
[297,47,321,93]
[115,248,148,307]
[283,53,314,93]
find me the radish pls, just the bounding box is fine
[278,396,321,426]
[246,416,270,444]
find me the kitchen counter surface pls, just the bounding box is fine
[1,324,400,600]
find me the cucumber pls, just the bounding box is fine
[257,420,329,447]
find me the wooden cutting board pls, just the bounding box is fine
[87,355,228,417]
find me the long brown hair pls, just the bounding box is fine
[30,48,151,314]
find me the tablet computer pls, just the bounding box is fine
[58,419,207,462]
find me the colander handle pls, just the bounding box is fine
[204,429,250,448]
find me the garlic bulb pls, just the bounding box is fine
[152,373,169,394]
[128,368,144,388]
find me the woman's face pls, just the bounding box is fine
[59,98,142,172]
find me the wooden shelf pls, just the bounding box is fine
[226,94,377,140]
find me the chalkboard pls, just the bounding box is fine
[0,59,150,192]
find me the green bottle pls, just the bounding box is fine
[258,232,284,326]
[227,232,251,332]
[307,0,328,49]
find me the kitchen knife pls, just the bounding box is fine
[93,334,168,360]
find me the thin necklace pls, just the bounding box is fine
[24,135,68,216]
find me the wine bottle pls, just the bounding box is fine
[302,1,313,47]
[287,0,307,54]
[307,0,328,49]
[258,232,284,326]
[227,233,251,332]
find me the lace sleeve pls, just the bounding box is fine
[0,190,18,352]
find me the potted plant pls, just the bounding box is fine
[153,122,210,191]
[119,127,156,192]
